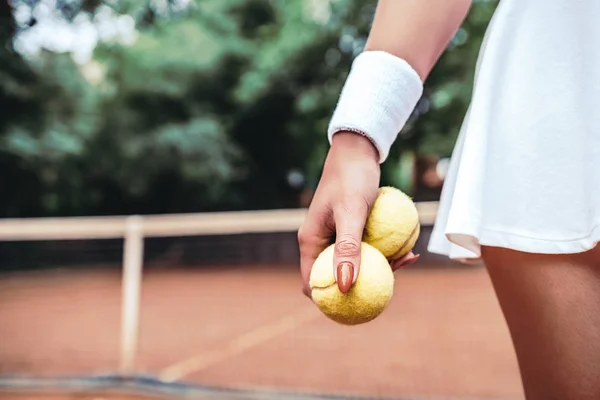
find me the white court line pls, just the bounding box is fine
[159,307,319,382]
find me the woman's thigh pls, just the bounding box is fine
[481,245,600,400]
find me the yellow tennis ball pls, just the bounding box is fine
[363,186,420,260]
[310,242,394,325]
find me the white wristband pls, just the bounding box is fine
[327,51,423,163]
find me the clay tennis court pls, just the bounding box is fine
[0,262,525,400]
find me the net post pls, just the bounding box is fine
[119,215,144,374]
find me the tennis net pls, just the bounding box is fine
[0,204,523,400]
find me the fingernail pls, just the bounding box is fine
[336,262,354,293]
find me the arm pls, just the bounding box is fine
[299,0,474,297]
[365,0,473,81]
[328,0,473,165]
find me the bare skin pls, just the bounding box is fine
[298,0,473,297]
[482,245,600,400]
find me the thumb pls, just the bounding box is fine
[332,203,368,294]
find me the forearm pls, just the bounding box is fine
[365,0,473,81]
[328,0,473,163]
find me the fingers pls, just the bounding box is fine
[298,204,334,299]
[390,252,420,271]
[299,197,418,300]
[332,198,371,294]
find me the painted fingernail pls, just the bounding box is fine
[336,262,354,294]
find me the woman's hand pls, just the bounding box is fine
[297,132,419,299]
[297,0,471,298]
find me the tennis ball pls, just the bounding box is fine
[363,186,420,260]
[310,242,394,325]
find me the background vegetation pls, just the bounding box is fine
[1,0,498,218]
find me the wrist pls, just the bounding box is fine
[327,51,423,164]
[331,131,380,164]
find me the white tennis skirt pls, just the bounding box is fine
[427,0,600,262]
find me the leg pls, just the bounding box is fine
[481,245,600,400]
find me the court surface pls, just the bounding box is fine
[0,264,524,400]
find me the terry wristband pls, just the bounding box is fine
[327,50,423,163]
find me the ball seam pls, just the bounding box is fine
[390,222,420,260]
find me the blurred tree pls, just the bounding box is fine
[0,0,498,217]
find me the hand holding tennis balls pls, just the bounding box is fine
[309,186,420,325]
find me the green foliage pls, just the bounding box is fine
[1,0,498,217]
